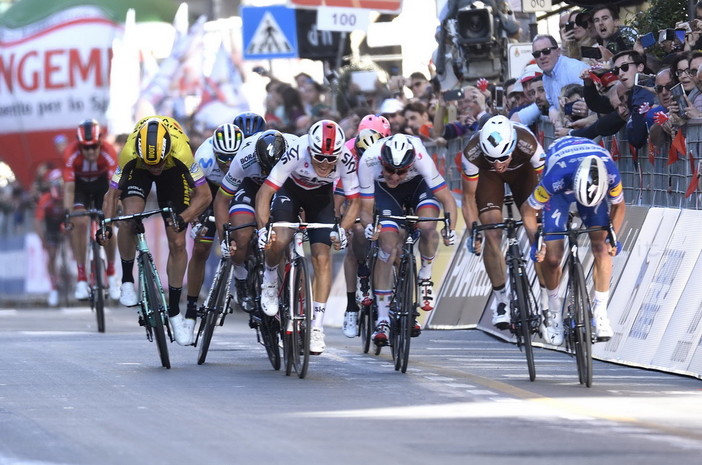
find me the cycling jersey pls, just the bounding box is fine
[264,136,360,198]
[62,140,118,183]
[219,132,299,196]
[35,192,65,245]
[461,123,545,180]
[358,135,447,199]
[527,136,624,210]
[194,136,228,186]
[110,115,206,191]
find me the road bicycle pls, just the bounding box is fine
[101,207,177,369]
[357,239,378,354]
[66,208,107,332]
[194,222,236,365]
[373,211,450,373]
[537,218,617,387]
[267,220,339,379]
[471,195,541,381]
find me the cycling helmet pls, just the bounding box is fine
[354,128,383,157]
[233,112,266,138]
[380,134,415,170]
[308,120,345,160]
[479,115,517,161]
[136,118,171,165]
[359,114,391,137]
[77,119,101,146]
[255,130,287,175]
[573,155,608,207]
[212,123,244,163]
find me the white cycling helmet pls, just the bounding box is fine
[479,115,517,161]
[212,123,244,162]
[308,119,345,160]
[573,155,608,207]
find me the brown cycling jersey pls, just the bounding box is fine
[462,125,543,178]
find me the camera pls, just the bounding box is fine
[442,89,464,101]
[581,46,602,60]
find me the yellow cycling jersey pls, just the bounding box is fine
[111,116,205,187]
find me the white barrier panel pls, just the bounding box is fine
[594,208,702,379]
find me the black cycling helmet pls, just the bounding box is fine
[233,112,266,138]
[255,130,287,175]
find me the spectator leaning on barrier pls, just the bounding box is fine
[670,52,702,119]
[591,5,637,62]
[611,50,657,149]
[531,34,589,129]
[569,80,628,139]
[403,101,434,142]
[510,64,544,125]
[379,98,407,135]
[647,68,686,146]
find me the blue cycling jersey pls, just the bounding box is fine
[528,136,624,209]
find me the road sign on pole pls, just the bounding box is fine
[242,6,298,60]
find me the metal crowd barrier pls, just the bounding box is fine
[424,120,701,210]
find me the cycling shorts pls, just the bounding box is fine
[270,180,335,246]
[120,167,192,216]
[74,177,109,210]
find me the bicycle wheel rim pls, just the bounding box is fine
[91,240,105,333]
[399,256,416,373]
[360,305,371,354]
[142,257,170,369]
[292,258,312,379]
[574,264,593,387]
[513,268,536,382]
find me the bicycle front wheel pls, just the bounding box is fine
[250,256,280,370]
[90,239,106,333]
[393,255,416,373]
[512,266,536,382]
[573,263,593,387]
[197,260,232,365]
[290,257,312,379]
[141,255,170,369]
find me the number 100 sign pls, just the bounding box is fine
[521,0,552,13]
[316,7,371,32]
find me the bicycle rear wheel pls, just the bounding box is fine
[359,303,373,354]
[512,267,536,382]
[197,260,231,365]
[573,263,593,387]
[393,255,416,373]
[89,239,105,333]
[141,255,170,369]
[290,257,312,379]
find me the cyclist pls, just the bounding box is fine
[461,115,547,330]
[184,123,244,322]
[213,129,297,309]
[62,119,120,301]
[233,112,266,138]
[98,116,212,346]
[35,169,66,307]
[358,134,458,347]
[256,120,360,355]
[339,114,392,338]
[522,136,626,344]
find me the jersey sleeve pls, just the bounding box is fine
[414,141,447,193]
[339,148,360,198]
[264,142,301,190]
[604,157,624,204]
[461,135,480,181]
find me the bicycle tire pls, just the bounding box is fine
[512,266,536,382]
[394,254,416,373]
[573,263,593,387]
[141,255,170,369]
[291,257,312,379]
[90,239,106,333]
[249,257,280,370]
[359,250,377,354]
[197,260,231,365]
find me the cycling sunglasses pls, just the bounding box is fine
[382,164,410,175]
[532,46,557,59]
[488,155,511,164]
[82,143,100,150]
[312,153,338,163]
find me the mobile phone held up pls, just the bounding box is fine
[581,46,602,60]
[442,89,464,101]
[493,86,504,110]
[639,32,656,49]
[670,83,688,115]
[634,73,655,88]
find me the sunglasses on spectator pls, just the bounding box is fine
[655,83,675,93]
[382,165,410,175]
[612,62,637,75]
[82,144,100,150]
[676,68,692,77]
[532,46,557,59]
[312,153,338,164]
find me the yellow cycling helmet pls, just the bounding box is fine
[136,118,171,165]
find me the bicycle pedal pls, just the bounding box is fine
[596,335,611,343]
[494,322,510,331]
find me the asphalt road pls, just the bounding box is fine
[1,304,701,465]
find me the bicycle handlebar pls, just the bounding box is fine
[536,223,616,253]
[372,212,451,241]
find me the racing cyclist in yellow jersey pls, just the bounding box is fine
[98,116,212,346]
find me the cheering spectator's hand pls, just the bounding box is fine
[476,78,489,92]
[653,111,669,125]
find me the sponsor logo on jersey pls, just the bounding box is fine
[534,185,550,203]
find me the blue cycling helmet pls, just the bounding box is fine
[233,112,266,138]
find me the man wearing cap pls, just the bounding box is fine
[378,98,406,134]
[531,34,590,129]
[510,64,546,125]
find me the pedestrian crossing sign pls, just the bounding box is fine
[242,6,298,60]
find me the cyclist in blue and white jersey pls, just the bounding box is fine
[358,134,458,347]
[185,123,244,330]
[522,136,626,345]
[213,129,297,310]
